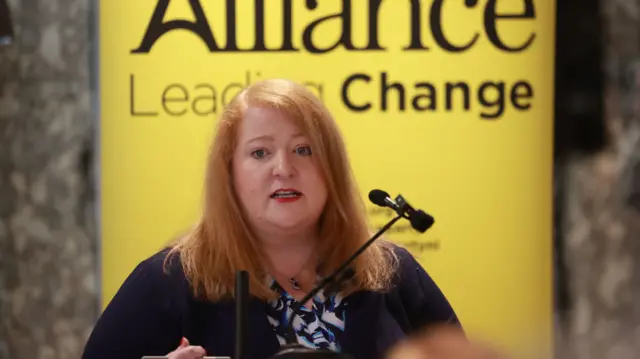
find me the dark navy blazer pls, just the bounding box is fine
[81,245,461,359]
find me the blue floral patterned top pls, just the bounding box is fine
[265,280,348,352]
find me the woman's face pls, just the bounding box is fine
[231,107,328,239]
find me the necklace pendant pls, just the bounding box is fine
[289,277,301,290]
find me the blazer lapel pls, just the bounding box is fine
[341,291,379,359]
[247,298,281,359]
[193,297,280,359]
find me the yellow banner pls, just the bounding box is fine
[99,1,554,357]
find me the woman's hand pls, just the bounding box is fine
[387,325,506,359]
[166,338,207,359]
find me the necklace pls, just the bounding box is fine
[270,267,305,291]
[269,252,319,292]
[289,277,302,290]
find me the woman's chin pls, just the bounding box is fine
[264,216,316,232]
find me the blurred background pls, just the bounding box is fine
[0,0,639,359]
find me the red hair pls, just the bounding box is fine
[166,79,397,301]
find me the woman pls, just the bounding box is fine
[82,79,460,359]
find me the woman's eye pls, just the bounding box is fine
[295,146,312,156]
[251,149,267,158]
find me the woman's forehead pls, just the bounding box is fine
[236,107,308,141]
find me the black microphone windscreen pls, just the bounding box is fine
[368,189,390,207]
[410,210,434,233]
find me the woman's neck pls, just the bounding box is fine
[260,234,319,278]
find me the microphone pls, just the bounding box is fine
[368,189,401,212]
[368,189,434,233]
[267,189,435,359]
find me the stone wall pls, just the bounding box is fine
[0,0,98,358]
[559,1,640,359]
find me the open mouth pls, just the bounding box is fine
[270,189,302,199]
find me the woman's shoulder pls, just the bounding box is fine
[139,246,183,270]
[123,246,189,294]
[387,242,414,260]
[383,242,436,288]
[383,242,421,274]
[383,242,462,330]
[82,248,192,358]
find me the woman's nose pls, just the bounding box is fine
[272,151,295,177]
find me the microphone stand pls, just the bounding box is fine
[269,214,404,359]
[235,271,250,359]
[293,214,403,309]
